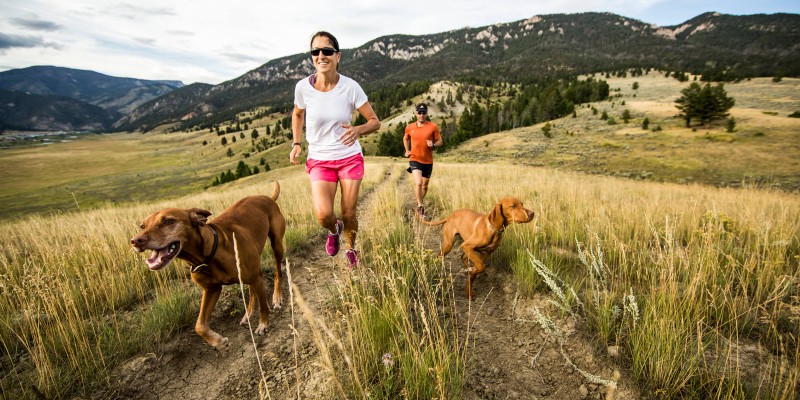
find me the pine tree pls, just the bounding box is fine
[235,161,251,178]
[377,123,406,157]
[675,82,735,127]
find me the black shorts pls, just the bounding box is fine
[407,161,433,178]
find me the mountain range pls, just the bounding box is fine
[1,11,798,133]
[0,66,183,131]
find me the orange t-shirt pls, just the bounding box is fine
[404,121,441,164]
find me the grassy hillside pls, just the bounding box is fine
[444,75,800,191]
[1,160,797,399]
[0,75,798,222]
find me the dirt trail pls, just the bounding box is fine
[95,169,639,400]
[96,238,350,400]
[407,189,638,399]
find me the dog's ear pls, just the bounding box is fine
[189,208,212,226]
[488,201,505,228]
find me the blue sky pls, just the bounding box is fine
[1,0,797,85]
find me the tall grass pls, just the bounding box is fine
[0,168,323,399]
[2,160,798,399]
[428,162,799,399]
[298,163,466,398]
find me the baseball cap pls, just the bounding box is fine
[415,104,428,114]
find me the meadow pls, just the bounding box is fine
[2,76,798,221]
[1,158,798,399]
[1,73,799,399]
[445,76,800,191]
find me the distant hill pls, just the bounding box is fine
[118,11,800,131]
[0,66,183,131]
[0,88,120,132]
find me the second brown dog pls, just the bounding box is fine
[130,182,285,351]
[420,197,535,298]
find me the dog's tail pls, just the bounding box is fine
[271,180,280,201]
[418,216,447,227]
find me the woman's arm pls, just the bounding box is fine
[289,105,305,164]
[339,102,380,147]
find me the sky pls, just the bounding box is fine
[1,0,797,85]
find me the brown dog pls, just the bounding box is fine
[420,197,535,298]
[130,182,285,351]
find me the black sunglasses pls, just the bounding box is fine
[311,47,338,56]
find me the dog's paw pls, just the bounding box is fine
[272,298,283,309]
[255,322,268,336]
[214,337,230,352]
[239,315,250,326]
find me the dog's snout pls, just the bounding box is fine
[131,235,147,247]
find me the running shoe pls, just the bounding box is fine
[345,249,359,269]
[326,220,343,256]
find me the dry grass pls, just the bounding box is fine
[0,165,384,399]
[1,73,798,399]
[443,75,800,191]
[425,162,799,399]
[0,122,298,220]
[1,159,798,399]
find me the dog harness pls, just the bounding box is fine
[191,225,219,273]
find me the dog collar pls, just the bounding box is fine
[488,220,506,233]
[191,226,218,273]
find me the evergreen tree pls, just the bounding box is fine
[675,82,735,127]
[235,161,252,178]
[377,123,406,157]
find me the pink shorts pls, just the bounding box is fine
[305,153,365,182]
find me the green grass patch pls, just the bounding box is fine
[698,133,735,143]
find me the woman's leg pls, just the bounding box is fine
[338,178,361,249]
[310,180,340,233]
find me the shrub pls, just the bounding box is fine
[726,118,736,133]
[542,122,553,138]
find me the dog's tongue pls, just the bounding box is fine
[146,248,170,268]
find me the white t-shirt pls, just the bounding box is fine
[294,74,368,161]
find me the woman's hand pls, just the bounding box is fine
[339,123,360,147]
[289,143,302,164]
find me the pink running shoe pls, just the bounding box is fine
[345,249,359,269]
[326,220,343,256]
